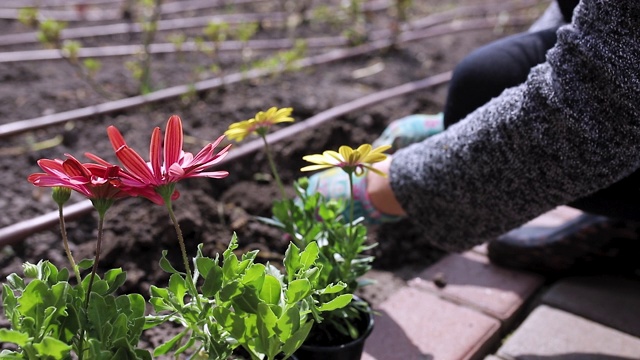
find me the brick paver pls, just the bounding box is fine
[363,287,501,360]
[496,305,640,358]
[541,275,640,337]
[360,205,640,360]
[408,251,544,325]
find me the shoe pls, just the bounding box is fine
[487,212,640,278]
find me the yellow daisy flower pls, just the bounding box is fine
[224,107,294,142]
[301,144,392,177]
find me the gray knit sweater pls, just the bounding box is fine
[389,0,640,251]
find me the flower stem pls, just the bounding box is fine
[166,202,192,276]
[348,173,355,234]
[84,213,105,310]
[165,198,203,309]
[262,136,287,201]
[58,205,81,284]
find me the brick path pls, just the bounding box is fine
[362,206,640,360]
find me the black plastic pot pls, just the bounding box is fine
[294,298,375,360]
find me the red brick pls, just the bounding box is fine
[497,305,640,358]
[408,251,544,323]
[363,287,500,360]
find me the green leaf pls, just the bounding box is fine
[56,267,70,282]
[49,282,70,313]
[319,283,347,295]
[104,268,127,295]
[283,242,301,282]
[174,336,196,356]
[41,306,63,338]
[212,307,246,340]
[285,279,311,304]
[77,258,94,270]
[149,285,169,301]
[135,349,153,360]
[32,336,72,358]
[195,256,216,279]
[127,293,146,319]
[89,279,109,296]
[241,263,265,289]
[241,249,259,262]
[317,294,352,312]
[154,330,186,356]
[259,275,281,305]
[276,306,300,341]
[233,287,261,314]
[19,280,48,321]
[281,319,314,357]
[0,329,29,346]
[6,273,25,291]
[223,234,239,258]
[222,251,239,280]
[201,263,223,298]
[110,313,129,342]
[303,267,320,284]
[168,273,187,307]
[42,262,60,284]
[0,349,22,359]
[299,242,319,270]
[159,250,182,274]
[86,338,113,360]
[129,317,146,343]
[219,281,241,302]
[256,303,280,359]
[143,315,168,330]
[87,293,111,341]
[58,304,80,343]
[257,303,278,336]
[2,284,17,319]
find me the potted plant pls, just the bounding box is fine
[1,113,352,359]
[225,108,392,360]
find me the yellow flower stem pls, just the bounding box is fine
[165,199,203,309]
[261,136,287,201]
[84,213,105,310]
[58,205,81,285]
[348,172,356,244]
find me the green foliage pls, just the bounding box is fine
[17,7,38,28]
[168,33,187,52]
[252,40,307,76]
[82,58,103,77]
[203,21,230,44]
[261,178,376,340]
[36,19,67,48]
[235,22,259,43]
[147,234,349,360]
[0,261,150,359]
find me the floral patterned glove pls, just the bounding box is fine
[306,167,403,224]
[372,113,444,152]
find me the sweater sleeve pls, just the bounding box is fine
[389,0,640,251]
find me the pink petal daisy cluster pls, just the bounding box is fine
[29,115,231,206]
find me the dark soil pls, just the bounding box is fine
[0,0,545,356]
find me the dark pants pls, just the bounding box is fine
[443,28,640,220]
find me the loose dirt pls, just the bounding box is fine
[0,0,547,354]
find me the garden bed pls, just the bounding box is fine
[0,0,545,355]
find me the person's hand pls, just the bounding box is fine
[372,113,444,151]
[305,167,403,224]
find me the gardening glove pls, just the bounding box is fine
[305,167,403,225]
[372,113,444,152]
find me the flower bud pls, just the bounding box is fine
[52,186,72,206]
[22,262,39,278]
[297,177,309,190]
